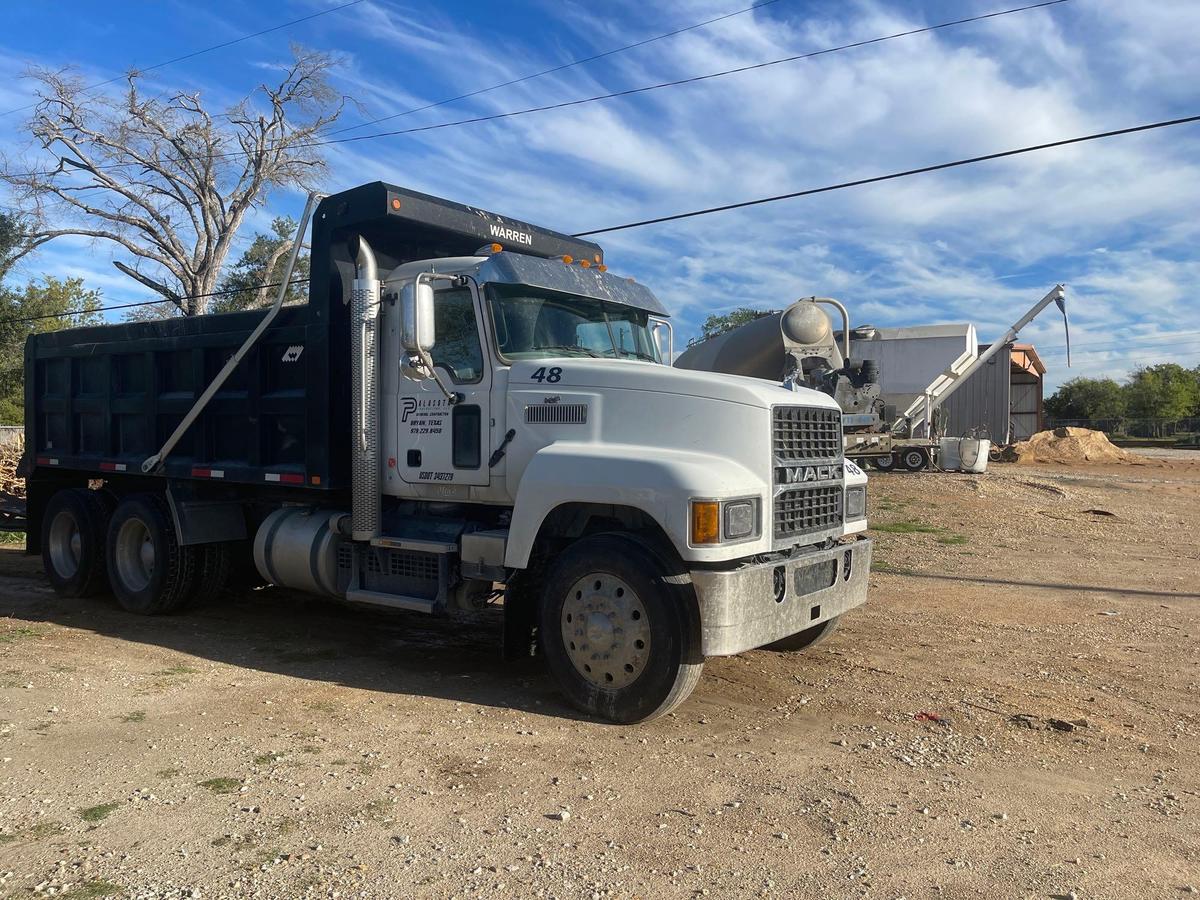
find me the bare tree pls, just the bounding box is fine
[2,47,345,316]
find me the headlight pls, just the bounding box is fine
[691,498,760,544]
[724,500,756,539]
[845,486,866,519]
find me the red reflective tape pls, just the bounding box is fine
[100,462,127,472]
[191,468,226,479]
[264,472,304,484]
[36,457,50,465]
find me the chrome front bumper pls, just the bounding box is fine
[690,539,872,657]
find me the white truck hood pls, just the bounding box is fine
[509,358,838,411]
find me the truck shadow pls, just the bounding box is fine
[0,552,592,723]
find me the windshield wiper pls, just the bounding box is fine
[538,344,601,357]
[611,348,659,362]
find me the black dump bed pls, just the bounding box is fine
[24,182,602,490]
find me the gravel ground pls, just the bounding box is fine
[1,458,1198,899]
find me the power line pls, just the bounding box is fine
[2,0,1071,180]
[572,113,1200,236]
[0,279,308,327]
[0,0,367,119]
[1037,329,1200,354]
[330,0,788,137]
[1039,337,1200,359]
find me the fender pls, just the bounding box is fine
[504,442,764,568]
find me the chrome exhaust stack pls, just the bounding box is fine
[350,236,381,541]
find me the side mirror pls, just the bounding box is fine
[401,281,436,352]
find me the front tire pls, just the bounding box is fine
[41,488,115,597]
[106,494,197,615]
[539,534,703,724]
[765,615,840,652]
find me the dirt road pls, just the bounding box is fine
[2,457,1198,899]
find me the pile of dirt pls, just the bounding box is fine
[1004,427,1139,465]
[0,432,24,501]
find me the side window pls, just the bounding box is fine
[431,288,484,384]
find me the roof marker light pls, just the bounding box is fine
[390,197,402,210]
[562,255,573,265]
[490,242,502,253]
[580,259,591,268]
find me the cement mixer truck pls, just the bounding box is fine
[22,182,871,724]
[677,286,1069,472]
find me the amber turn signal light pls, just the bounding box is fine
[691,501,720,544]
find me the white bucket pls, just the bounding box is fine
[938,437,961,471]
[959,438,990,473]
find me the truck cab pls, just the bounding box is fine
[25,182,871,723]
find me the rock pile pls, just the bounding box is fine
[1004,427,1138,465]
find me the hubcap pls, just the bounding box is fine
[114,518,155,593]
[48,511,82,579]
[561,573,651,689]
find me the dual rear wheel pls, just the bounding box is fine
[41,489,230,613]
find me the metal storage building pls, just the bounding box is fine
[941,342,1046,443]
[848,324,1047,445]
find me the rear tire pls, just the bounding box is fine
[41,488,114,598]
[900,448,929,471]
[181,542,233,609]
[539,534,703,724]
[106,493,197,615]
[764,615,840,652]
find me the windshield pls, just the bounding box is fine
[486,283,661,362]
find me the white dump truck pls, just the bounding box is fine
[25,183,871,722]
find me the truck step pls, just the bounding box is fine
[369,536,458,554]
[344,588,435,614]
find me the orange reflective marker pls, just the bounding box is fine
[390,197,402,210]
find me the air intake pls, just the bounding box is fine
[525,403,588,425]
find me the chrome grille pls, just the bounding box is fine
[773,406,841,461]
[774,485,843,540]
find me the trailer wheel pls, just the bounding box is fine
[41,488,115,598]
[106,494,197,615]
[871,454,898,472]
[900,448,929,472]
[539,534,703,724]
[764,616,840,652]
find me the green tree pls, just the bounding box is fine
[1124,363,1200,421]
[1045,377,1127,419]
[211,217,308,314]
[0,277,102,423]
[699,307,773,341]
[0,212,27,280]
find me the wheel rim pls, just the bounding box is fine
[48,510,82,579]
[905,451,924,468]
[561,572,651,690]
[114,517,155,593]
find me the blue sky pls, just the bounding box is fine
[2,0,1199,390]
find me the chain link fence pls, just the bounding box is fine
[1048,417,1200,441]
